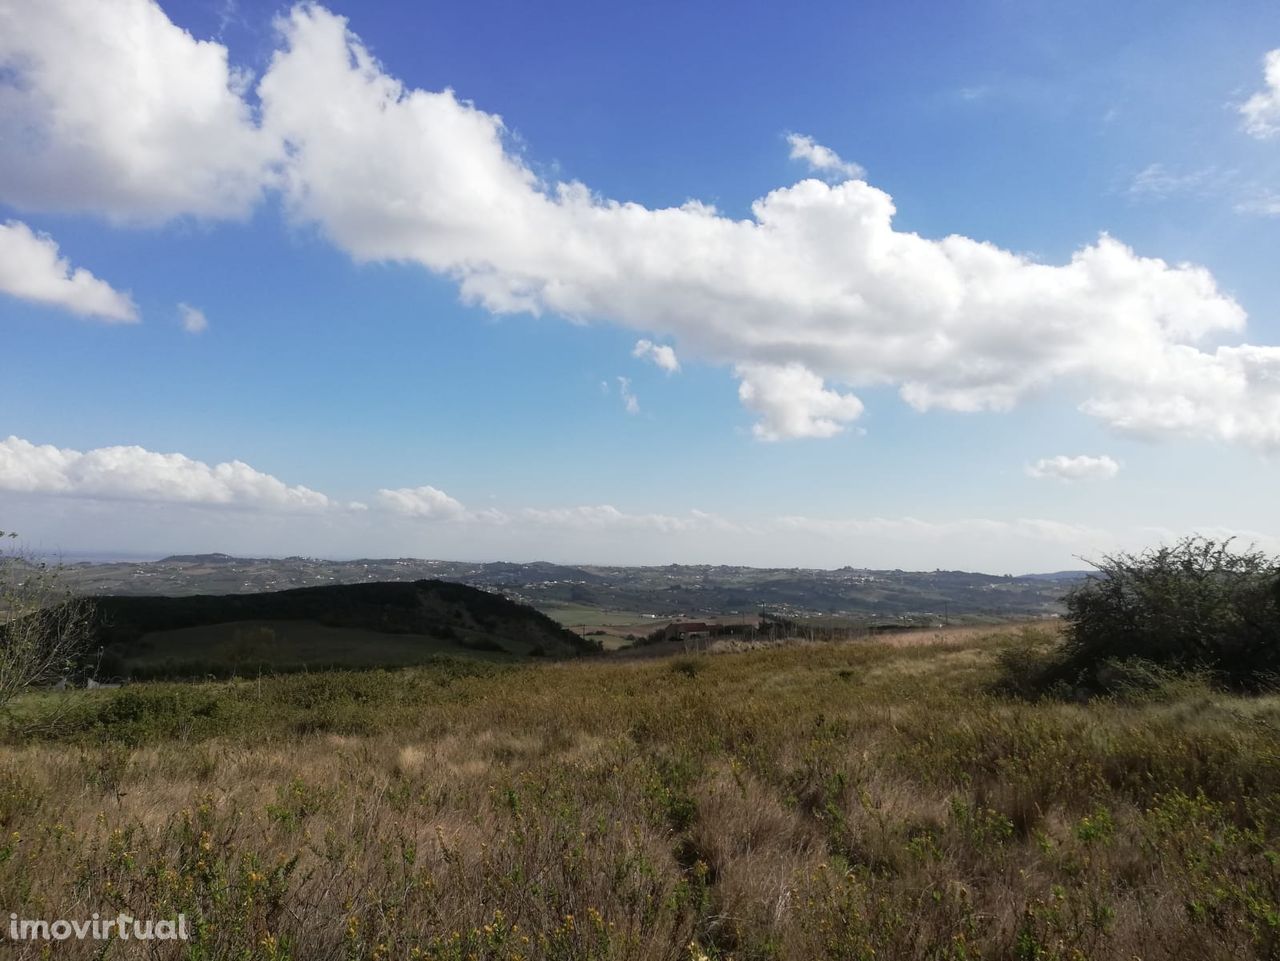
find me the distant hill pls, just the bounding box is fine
[85,580,597,678]
[63,555,1083,624]
[156,553,248,565]
[1016,570,1091,582]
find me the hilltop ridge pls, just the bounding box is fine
[82,579,596,678]
[63,554,1084,624]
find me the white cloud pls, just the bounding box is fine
[373,485,736,531]
[178,302,209,334]
[1079,344,1280,447]
[632,338,680,373]
[377,485,468,520]
[5,2,1278,449]
[519,504,703,533]
[0,0,280,222]
[1236,189,1280,217]
[0,220,137,322]
[0,436,332,509]
[3,432,1274,570]
[785,133,865,181]
[1026,454,1120,482]
[736,363,864,440]
[1128,163,1218,200]
[377,488,737,536]
[254,7,1272,447]
[774,513,1112,546]
[617,376,639,414]
[1240,49,1280,139]
[512,505,747,536]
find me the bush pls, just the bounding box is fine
[670,655,706,678]
[1026,537,1280,695]
[0,531,96,705]
[991,643,1065,699]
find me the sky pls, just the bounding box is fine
[2,0,1280,573]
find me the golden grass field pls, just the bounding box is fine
[2,623,1279,960]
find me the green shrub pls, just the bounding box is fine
[1004,537,1280,696]
[992,643,1065,700]
[670,656,705,678]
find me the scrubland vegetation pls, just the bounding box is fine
[1004,537,1280,698]
[3,621,1280,960]
[2,535,1278,959]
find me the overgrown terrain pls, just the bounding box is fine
[3,625,1279,960]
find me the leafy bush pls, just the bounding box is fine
[1092,656,1216,703]
[669,655,705,678]
[992,643,1066,699]
[1026,537,1280,694]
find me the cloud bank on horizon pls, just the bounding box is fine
[0,436,331,510]
[2,2,1279,447]
[4,433,1272,571]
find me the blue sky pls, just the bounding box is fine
[2,0,1280,571]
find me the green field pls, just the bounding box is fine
[537,605,660,651]
[538,605,763,652]
[537,603,656,627]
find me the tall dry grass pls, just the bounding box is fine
[1,626,1278,959]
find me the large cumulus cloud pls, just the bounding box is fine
[0,0,279,222]
[4,1,1279,445]
[256,6,1280,445]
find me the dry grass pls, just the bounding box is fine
[1,625,1278,959]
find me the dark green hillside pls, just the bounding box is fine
[85,580,596,678]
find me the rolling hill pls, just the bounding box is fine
[84,579,596,678]
[62,554,1085,623]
